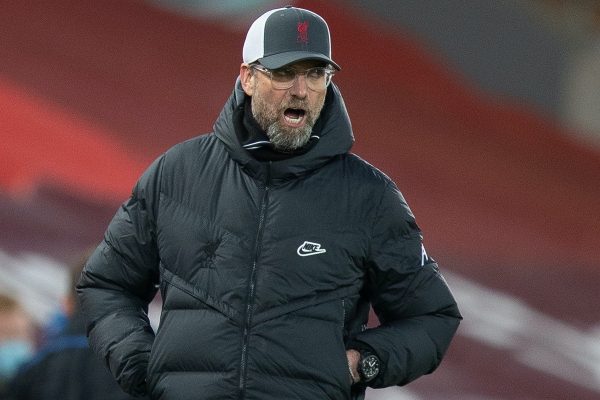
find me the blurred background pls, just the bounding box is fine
[1,0,599,399]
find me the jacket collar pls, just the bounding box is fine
[213,78,354,184]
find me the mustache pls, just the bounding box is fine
[281,101,308,110]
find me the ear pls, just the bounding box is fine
[240,64,255,96]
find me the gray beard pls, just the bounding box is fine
[265,122,313,152]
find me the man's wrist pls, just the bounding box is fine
[347,347,382,384]
[346,349,361,384]
[357,351,381,383]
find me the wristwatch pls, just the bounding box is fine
[357,352,380,382]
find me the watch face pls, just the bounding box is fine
[360,354,380,381]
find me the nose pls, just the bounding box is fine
[289,73,308,98]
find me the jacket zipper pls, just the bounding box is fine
[238,165,271,399]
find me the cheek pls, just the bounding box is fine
[256,85,286,107]
[308,92,327,117]
[252,91,284,125]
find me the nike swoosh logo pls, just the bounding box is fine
[297,241,327,257]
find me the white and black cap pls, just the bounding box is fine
[243,6,341,70]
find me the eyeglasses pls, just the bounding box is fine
[251,64,335,91]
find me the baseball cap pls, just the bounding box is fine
[243,6,341,70]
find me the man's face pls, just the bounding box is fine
[241,60,328,152]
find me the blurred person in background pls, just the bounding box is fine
[0,293,36,397]
[6,253,146,400]
[562,2,600,147]
[77,6,461,400]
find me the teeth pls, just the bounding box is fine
[285,115,302,123]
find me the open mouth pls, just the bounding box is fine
[283,108,306,126]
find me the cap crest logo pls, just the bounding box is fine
[297,21,309,44]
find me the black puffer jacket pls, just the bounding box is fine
[77,80,461,400]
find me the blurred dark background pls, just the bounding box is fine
[1,1,599,399]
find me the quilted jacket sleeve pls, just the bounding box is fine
[76,155,164,396]
[353,181,462,388]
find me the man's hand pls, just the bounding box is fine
[346,349,361,384]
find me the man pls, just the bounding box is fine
[7,253,146,400]
[77,6,461,400]
[0,293,36,396]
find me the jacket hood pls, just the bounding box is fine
[213,77,354,184]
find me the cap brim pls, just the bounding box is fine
[258,51,341,70]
